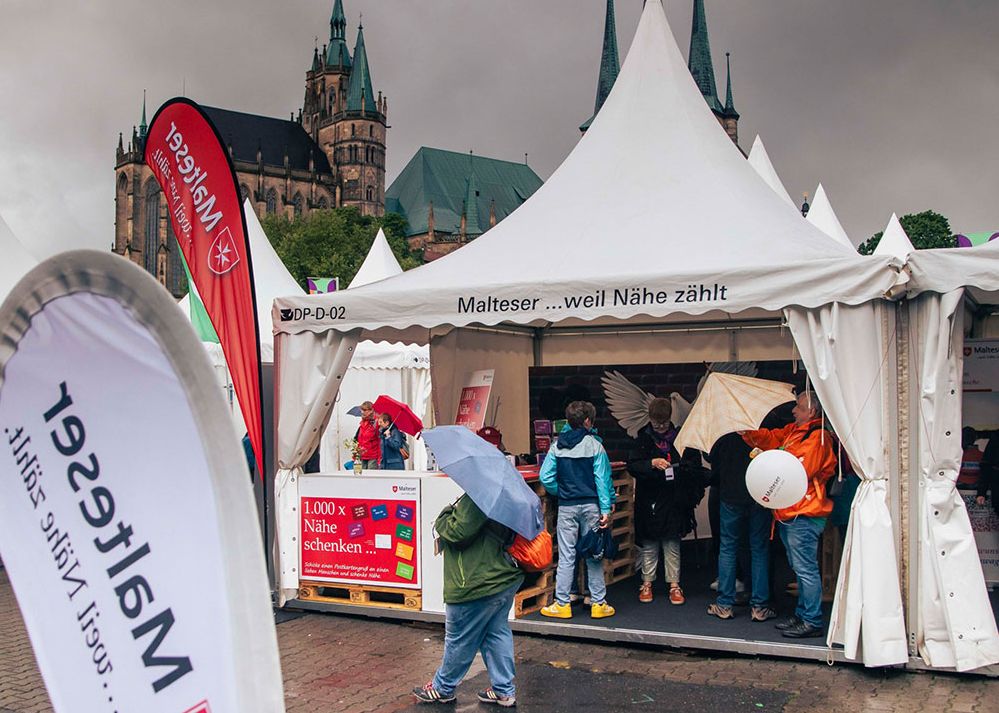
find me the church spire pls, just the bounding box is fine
[688,0,723,114]
[138,90,148,139]
[463,158,480,237]
[580,0,620,134]
[346,21,377,113]
[724,52,738,118]
[326,0,352,68]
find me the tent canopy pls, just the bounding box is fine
[806,184,854,250]
[274,2,897,339]
[0,213,38,302]
[747,135,796,209]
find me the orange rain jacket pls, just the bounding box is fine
[742,418,837,522]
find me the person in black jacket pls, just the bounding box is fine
[627,398,707,605]
[977,432,999,518]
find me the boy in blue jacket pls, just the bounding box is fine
[539,401,616,619]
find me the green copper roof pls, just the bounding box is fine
[326,0,351,68]
[580,0,621,132]
[688,0,723,114]
[346,23,377,113]
[723,52,738,118]
[385,148,544,238]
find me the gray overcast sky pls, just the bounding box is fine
[1,0,997,256]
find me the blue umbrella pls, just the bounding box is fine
[422,425,543,539]
[346,405,363,417]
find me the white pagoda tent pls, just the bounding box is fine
[747,135,796,209]
[806,183,855,250]
[0,214,38,303]
[269,0,998,672]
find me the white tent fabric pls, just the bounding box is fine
[910,291,999,671]
[268,0,900,645]
[244,198,305,362]
[874,213,916,262]
[806,184,854,250]
[319,229,432,472]
[747,135,797,209]
[906,241,999,306]
[273,6,896,337]
[786,302,908,666]
[0,213,38,302]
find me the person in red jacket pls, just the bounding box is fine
[742,390,836,639]
[355,401,381,470]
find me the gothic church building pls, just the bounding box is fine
[114,0,387,296]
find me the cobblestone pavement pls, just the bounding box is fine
[1,571,994,713]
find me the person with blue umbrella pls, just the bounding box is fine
[412,425,543,707]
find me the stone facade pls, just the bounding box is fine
[113,1,386,296]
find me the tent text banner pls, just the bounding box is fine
[0,252,284,713]
[144,98,264,475]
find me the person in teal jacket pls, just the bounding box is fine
[412,494,523,707]
[538,401,616,620]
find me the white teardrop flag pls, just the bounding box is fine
[0,251,284,712]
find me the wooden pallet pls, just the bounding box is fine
[603,551,637,585]
[514,570,555,618]
[298,581,422,611]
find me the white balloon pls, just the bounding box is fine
[745,449,808,509]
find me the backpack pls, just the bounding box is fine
[505,530,553,572]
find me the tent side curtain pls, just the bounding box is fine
[787,302,908,666]
[273,328,361,603]
[430,327,536,454]
[910,291,999,671]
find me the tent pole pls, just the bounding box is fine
[894,298,918,659]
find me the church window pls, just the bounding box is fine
[369,126,373,138]
[317,196,329,210]
[366,186,373,202]
[329,88,336,114]
[117,173,128,193]
[166,221,188,296]
[143,181,161,275]
[351,124,356,137]
[265,188,278,215]
[293,193,304,217]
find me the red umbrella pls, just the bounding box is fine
[373,395,424,436]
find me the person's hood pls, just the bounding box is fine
[557,427,593,450]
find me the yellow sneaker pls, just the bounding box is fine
[591,602,616,619]
[540,601,573,619]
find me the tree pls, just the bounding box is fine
[858,210,954,255]
[261,208,420,289]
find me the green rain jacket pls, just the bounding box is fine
[434,495,524,604]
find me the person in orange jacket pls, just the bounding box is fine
[742,390,836,639]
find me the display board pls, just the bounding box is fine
[300,475,421,589]
[455,369,494,432]
[961,493,999,584]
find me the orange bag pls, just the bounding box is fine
[506,530,553,572]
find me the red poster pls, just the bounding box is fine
[454,369,494,432]
[300,484,420,587]
[144,99,263,476]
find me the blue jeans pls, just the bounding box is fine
[717,501,771,608]
[555,503,607,605]
[433,581,519,698]
[777,516,827,628]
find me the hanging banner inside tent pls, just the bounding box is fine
[454,369,494,432]
[144,98,263,476]
[0,251,283,712]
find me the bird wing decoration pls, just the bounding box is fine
[670,393,692,428]
[601,370,655,438]
[675,372,795,455]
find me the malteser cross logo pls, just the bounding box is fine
[208,227,240,275]
[182,701,211,713]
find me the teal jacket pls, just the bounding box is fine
[434,495,524,604]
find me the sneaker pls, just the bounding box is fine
[668,585,685,605]
[638,582,653,603]
[591,601,616,619]
[710,578,719,591]
[412,681,455,704]
[477,688,516,707]
[706,603,734,619]
[781,621,825,639]
[540,601,573,619]
[774,615,803,631]
[751,606,777,622]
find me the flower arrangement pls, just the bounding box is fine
[344,437,361,461]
